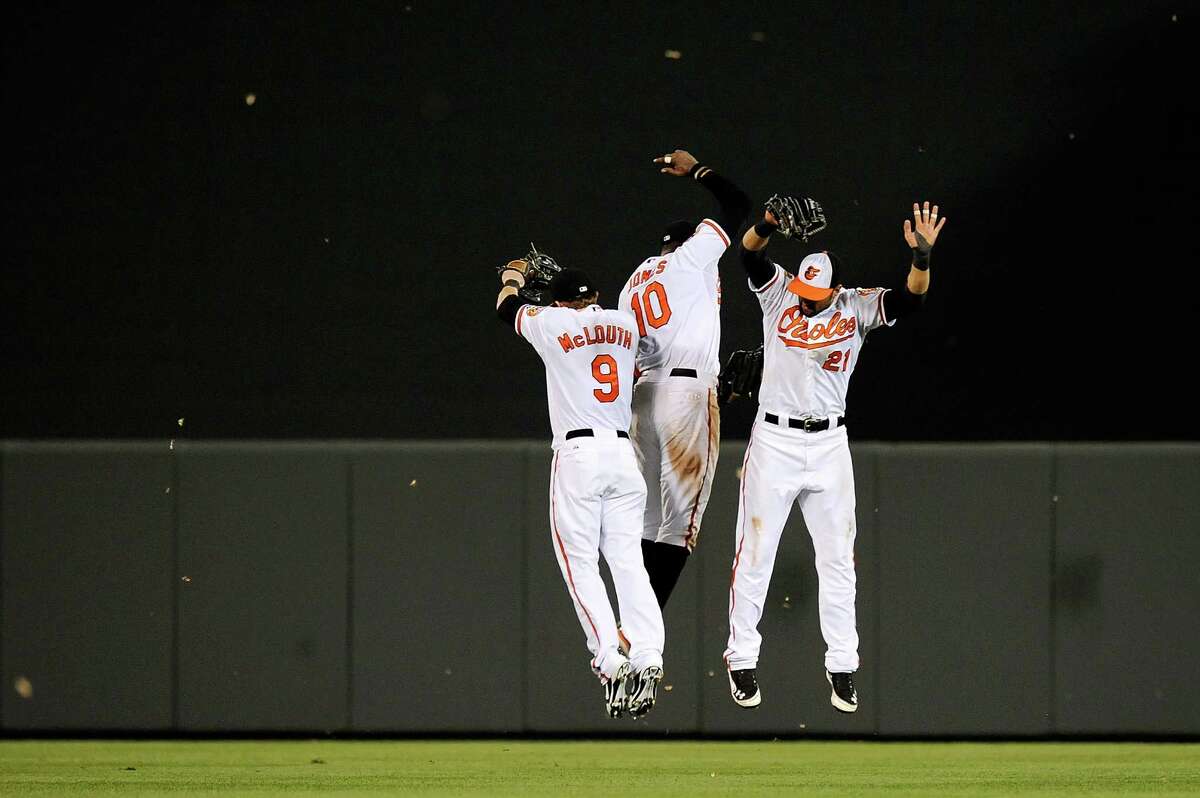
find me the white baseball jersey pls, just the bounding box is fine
[751,263,895,420]
[514,303,640,449]
[514,300,664,682]
[618,218,730,380]
[725,261,902,678]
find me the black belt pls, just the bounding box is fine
[763,413,845,432]
[565,429,630,440]
[669,368,698,378]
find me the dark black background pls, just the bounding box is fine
[4,1,1196,441]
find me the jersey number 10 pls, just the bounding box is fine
[630,281,672,336]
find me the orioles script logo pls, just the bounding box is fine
[804,265,821,281]
[776,307,857,349]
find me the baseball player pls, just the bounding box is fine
[496,255,667,719]
[723,199,946,713]
[618,149,750,609]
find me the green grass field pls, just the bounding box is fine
[1,740,1197,796]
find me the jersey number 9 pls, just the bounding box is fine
[591,355,620,403]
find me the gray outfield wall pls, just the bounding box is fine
[1,440,1198,736]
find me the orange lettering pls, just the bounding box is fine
[557,333,574,353]
[775,307,858,349]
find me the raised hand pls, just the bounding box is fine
[903,201,946,252]
[653,149,698,176]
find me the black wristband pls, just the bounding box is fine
[688,162,713,180]
[911,248,931,271]
[754,221,778,238]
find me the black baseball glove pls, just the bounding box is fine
[718,345,764,406]
[497,243,563,305]
[764,194,827,241]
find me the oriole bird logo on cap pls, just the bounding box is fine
[804,265,821,280]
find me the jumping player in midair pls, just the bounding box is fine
[724,200,946,713]
[497,256,667,719]
[618,149,750,609]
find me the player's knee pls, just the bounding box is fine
[814,550,855,574]
[562,550,601,574]
[605,557,644,581]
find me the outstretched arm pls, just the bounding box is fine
[883,201,946,320]
[738,208,781,289]
[654,149,751,239]
[496,259,528,326]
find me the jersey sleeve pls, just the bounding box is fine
[846,287,896,333]
[671,218,731,273]
[751,262,792,317]
[514,303,550,349]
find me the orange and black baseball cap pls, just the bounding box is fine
[786,252,841,301]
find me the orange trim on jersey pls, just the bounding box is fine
[727,429,756,642]
[550,452,601,646]
[684,388,715,550]
[877,289,890,326]
[751,266,781,294]
[699,218,730,247]
[777,333,855,350]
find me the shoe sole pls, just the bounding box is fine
[606,662,632,719]
[727,671,762,708]
[826,671,857,714]
[628,666,663,718]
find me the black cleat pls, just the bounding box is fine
[627,666,664,718]
[826,670,858,713]
[604,662,632,719]
[728,668,762,708]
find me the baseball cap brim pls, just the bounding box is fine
[785,278,835,301]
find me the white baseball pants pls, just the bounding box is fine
[630,377,720,550]
[724,420,860,674]
[549,435,665,680]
